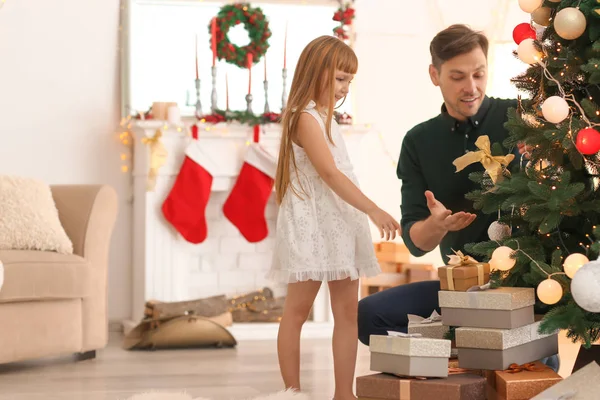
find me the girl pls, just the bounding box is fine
[268,35,400,400]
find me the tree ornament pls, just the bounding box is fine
[571,258,600,312]
[488,221,512,241]
[210,3,271,69]
[563,253,589,279]
[554,7,587,41]
[525,158,550,177]
[576,127,600,155]
[518,0,543,14]
[532,7,552,27]
[490,246,516,271]
[537,278,563,305]
[541,96,569,124]
[584,158,600,192]
[518,38,543,64]
[513,23,537,44]
[521,112,542,128]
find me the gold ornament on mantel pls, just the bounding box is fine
[453,135,515,185]
[141,129,168,192]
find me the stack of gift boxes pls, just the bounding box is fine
[356,254,576,399]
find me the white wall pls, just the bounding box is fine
[0,0,131,321]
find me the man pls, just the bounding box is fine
[357,24,559,370]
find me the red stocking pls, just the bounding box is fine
[223,127,277,243]
[162,126,218,244]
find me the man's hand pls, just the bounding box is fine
[425,190,476,232]
[517,142,534,158]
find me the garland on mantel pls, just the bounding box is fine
[132,108,353,126]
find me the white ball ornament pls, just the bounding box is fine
[490,246,516,271]
[554,7,587,41]
[537,278,563,305]
[571,259,600,312]
[518,38,543,64]
[542,96,570,124]
[518,0,543,13]
[488,222,512,241]
[563,253,589,279]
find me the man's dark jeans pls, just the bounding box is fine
[357,280,441,345]
[356,280,560,372]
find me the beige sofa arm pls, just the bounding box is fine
[50,185,118,264]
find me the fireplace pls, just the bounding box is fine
[124,119,378,339]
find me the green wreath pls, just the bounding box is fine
[209,3,271,69]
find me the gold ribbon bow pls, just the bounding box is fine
[141,129,168,192]
[505,362,547,374]
[452,135,515,184]
[444,250,483,291]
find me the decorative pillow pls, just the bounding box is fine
[0,175,73,254]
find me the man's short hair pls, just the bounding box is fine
[430,24,489,69]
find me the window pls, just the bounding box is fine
[487,42,531,100]
[125,1,350,117]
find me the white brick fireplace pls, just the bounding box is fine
[125,119,379,339]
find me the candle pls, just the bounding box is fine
[247,53,253,94]
[283,22,287,69]
[195,34,199,79]
[226,71,229,110]
[211,18,217,67]
[264,53,267,81]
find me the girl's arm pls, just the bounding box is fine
[296,113,399,239]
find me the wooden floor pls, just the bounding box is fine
[0,331,584,400]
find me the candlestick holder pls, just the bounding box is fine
[263,79,270,114]
[281,68,288,111]
[246,93,253,114]
[211,66,218,113]
[186,78,203,117]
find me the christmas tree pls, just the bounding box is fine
[464,0,600,348]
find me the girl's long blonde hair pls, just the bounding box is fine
[275,35,358,204]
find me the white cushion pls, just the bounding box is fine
[0,175,73,254]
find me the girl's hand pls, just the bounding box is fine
[368,207,401,241]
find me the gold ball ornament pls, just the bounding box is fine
[554,7,587,41]
[517,38,543,64]
[490,246,516,271]
[519,0,543,13]
[537,278,563,305]
[563,253,589,279]
[532,7,553,27]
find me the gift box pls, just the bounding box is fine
[439,287,535,329]
[455,321,559,370]
[484,361,562,399]
[407,310,449,340]
[531,361,600,399]
[369,333,451,378]
[438,258,490,291]
[356,372,486,399]
[448,358,486,377]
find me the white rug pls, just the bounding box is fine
[125,390,309,400]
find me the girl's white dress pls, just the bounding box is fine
[268,101,381,283]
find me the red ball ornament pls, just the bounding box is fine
[513,23,537,45]
[576,128,600,155]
